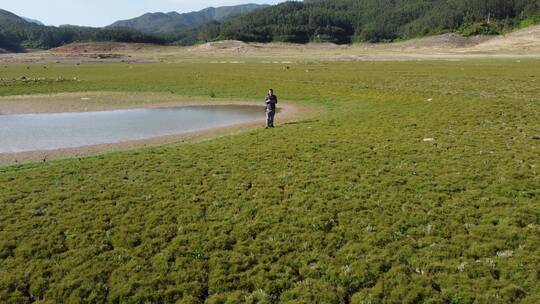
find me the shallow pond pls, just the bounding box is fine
[0,105,263,153]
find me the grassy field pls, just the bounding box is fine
[0,59,539,303]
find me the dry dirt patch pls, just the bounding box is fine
[2,26,540,63]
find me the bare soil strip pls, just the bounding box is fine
[1,26,539,63]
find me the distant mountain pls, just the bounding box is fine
[108,4,269,34]
[0,8,165,50]
[22,16,44,25]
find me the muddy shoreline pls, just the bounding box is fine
[0,95,308,165]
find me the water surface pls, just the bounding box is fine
[0,105,263,153]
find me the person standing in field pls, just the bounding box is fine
[265,89,278,128]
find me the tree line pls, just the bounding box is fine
[2,0,540,50]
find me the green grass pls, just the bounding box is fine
[519,16,540,29]
[0,60,539,303]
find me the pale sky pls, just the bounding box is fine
[0,0,285,27]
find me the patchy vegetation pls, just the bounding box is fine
[0,60,539,303]
[0,76,80,85]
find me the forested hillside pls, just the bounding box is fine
[215,0,540,43]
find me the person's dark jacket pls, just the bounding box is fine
[265,94,278,112]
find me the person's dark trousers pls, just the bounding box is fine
[266,110,275,128]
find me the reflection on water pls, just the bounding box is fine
[0,105,263,153]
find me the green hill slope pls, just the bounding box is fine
[0,9,40,50]
[0,8,34,26]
